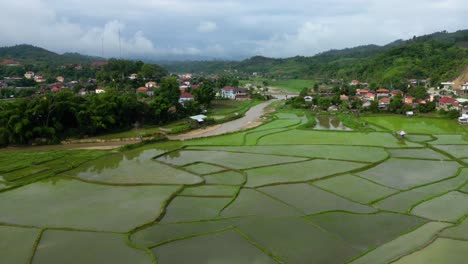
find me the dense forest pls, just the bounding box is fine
[163,30,468,84]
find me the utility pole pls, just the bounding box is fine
[118,27,122,59]
[101,37,104,58]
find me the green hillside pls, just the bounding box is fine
[0,44,103,66]
[163,30,468,84]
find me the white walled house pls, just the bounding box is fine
[221,86,236,99]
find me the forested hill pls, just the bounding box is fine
[163,29,468,84]
[0,44,103,65]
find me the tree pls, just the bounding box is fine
[407,86,428,100]
[157,76,180,106]
[299,87,309,97]
[369,100,379,113]
[388,92,404,113]
[193,82,216,108]
[313,83,319,92]
[351,98,363,110]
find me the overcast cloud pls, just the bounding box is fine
[0,0,467,59]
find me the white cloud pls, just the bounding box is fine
[197,21,218,33]
[1,0,468,59]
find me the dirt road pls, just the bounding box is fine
[169,99,275,140]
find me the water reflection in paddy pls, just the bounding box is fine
[314,115,352,131]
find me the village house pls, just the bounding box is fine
[24,71,35,79]
[96,87,106,94]
[179,92,194,104]
[34,75,45,83]
[378,97,390,109]
[461,82,468,95]
[349,80,360,86]
[221,86,236,99]
[376,88,390,98]
[129,73,138,80]
[364,92,375,101]
[145,81,157,88]
[56,76,64,82]
[304,96,313,102]
[78,89,88,96]
[220,86,249,100]
[461,105,468,116]
[404,96,415,104]
[340,94,349,101]
[179,73,193,80]
[441,82,455,90]
[136,87,148,94]
[234,88,249,100]
[438,96,459,111]
[391,90,402,97]
[356,89,368,96]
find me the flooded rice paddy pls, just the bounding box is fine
[0,114,467,263]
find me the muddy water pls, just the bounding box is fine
[314,115,352,131]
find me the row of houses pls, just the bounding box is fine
[23,71,65,83]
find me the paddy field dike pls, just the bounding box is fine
[1,113,467,263]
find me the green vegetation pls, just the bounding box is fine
[313,174,398,204]
[441,218,468,240]
[350,222,452,264]
[203,171,245,185]
[152,230,276,264]
[257,130,420,148]
[161,196,232,223]
[237,217,357,263]
[362,116,467,134]
[0,226,40,264]
[393,238,468,264]
[0,76,193,146]
[0,44,102,67]
[258,184,375,214]
[245,159,367,187]
[1,107,468,263]
[33,230,152,264]
[164,30,468,84]
[0,179,180,231]
[306,212,427,250]
[267,79,318,92]
[183,163,227,175]
[411,191,468,222]
[209,99,262,116]
[189,145,388,163]
[388,148,448,160]
[358,159,460,189]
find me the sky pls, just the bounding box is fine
[0,0,467,60]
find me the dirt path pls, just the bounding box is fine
[169,99,275,141]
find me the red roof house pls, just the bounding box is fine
[438,96,459,110]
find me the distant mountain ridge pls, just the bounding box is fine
[0,44,104,65]
[2,29,468,85]
[162,29,468,85]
